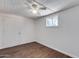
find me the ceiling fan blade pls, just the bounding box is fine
[24,0,33,9]
[40,7,47,10]
[26,0,33,3]
[33,0,53,11]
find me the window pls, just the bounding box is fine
[46,15,58,27]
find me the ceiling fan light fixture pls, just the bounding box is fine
[25,0,47,14]
[32,9,38,14]
[31,4,39,14]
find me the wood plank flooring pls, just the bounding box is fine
[0,42,71,58]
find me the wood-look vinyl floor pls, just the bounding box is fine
[0,42,71,58]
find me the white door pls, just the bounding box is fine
[1,16,24,48]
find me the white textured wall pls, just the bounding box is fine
[36,6,79,57]
[0,17,3,48]
[0,13,35,49]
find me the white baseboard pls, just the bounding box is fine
[37,41,78,58]
[0,40,78,58]
[0,41,35,49]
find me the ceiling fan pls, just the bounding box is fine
[24,0,47,14]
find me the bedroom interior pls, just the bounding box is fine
[0,0,79,58]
